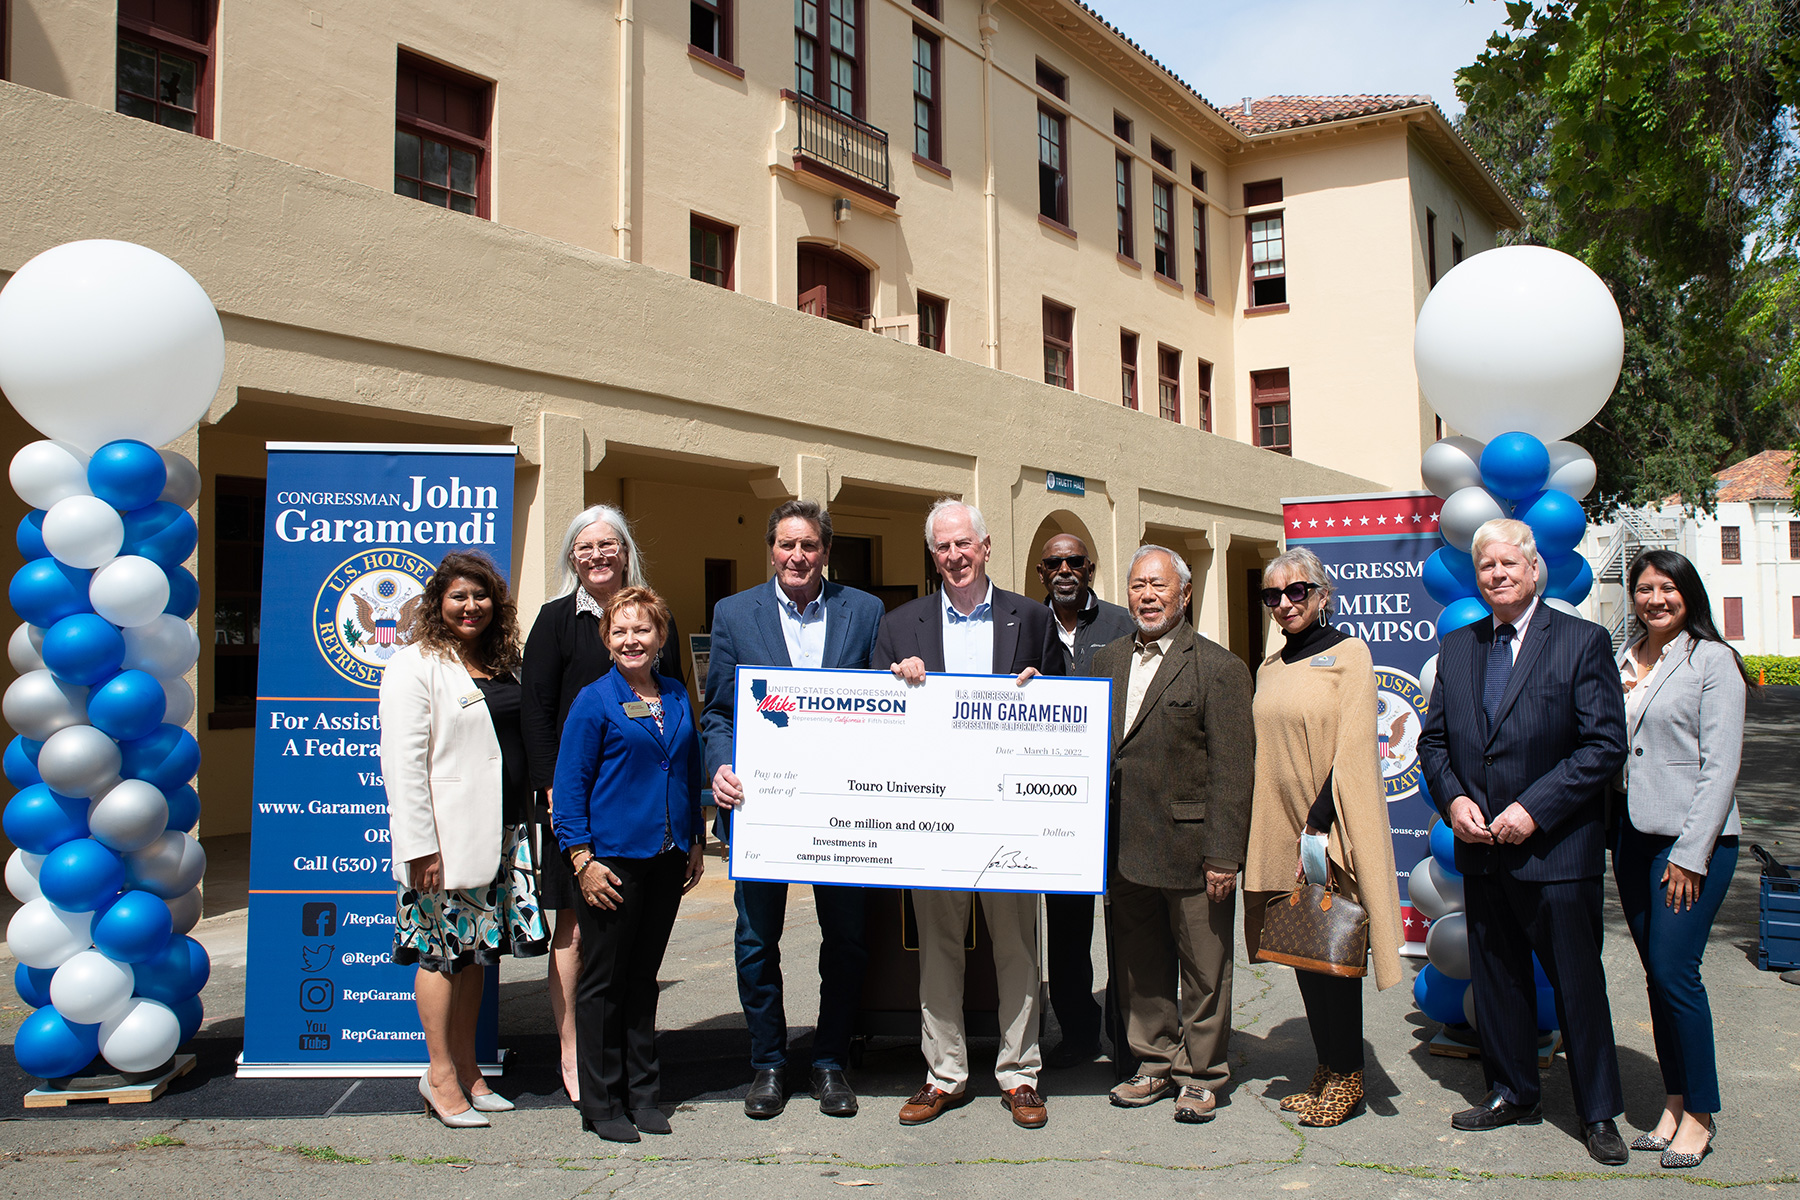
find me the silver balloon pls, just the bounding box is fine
[8,622,45,674]
[2,669,88,740]
[1418,654,1439,704]
[124,830,205,899]
[6,848,44,903]
[165,885,202,935]
[1429,858,1465,910]
[1409,856,1452,921]
[1543,597,1586,621]
[1543,440,1597,500]
[158,450,202,510]
[1462,982,1479,1029]
[121,615,199,676]
[87,779,170,854]
[1420,435,1487,500]
[158,676,195,729]
[7,898,94,969]
[1439,486,1509,554]
[1425,912,1471,980]
[36,724,123,798]
[50,950,135,1025]
[99,997,181,1073]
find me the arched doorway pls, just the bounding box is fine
[1023,509,1099,605]
[797,243,871,326]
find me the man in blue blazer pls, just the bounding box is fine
[1418,518,1629,1165]
[703,500,886,1120]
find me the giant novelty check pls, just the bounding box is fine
[728,667,1112,894]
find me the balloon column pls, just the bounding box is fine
[0,240,224,1082]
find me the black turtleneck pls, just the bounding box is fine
[1277,618,1352,832]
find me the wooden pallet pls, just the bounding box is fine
[23,1053,196,1108]
[1429,1029,1563,1068]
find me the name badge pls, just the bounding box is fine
[458,690,486,708]
[1310,655,1336,667]
[622,701,653,718]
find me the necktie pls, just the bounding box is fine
[1483,623,1516,724]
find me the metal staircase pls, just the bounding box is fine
[1594,509,1680,650]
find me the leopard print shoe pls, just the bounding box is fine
[1280,1065,1329,1113]
[1298,1069,1364,1127]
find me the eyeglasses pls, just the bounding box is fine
[572,539,623,562]
[1040,555,1091,571]
[1260,581,1320,608]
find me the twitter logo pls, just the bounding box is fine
[301,943,335,973]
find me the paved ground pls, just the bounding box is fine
[0,689,1795,1198]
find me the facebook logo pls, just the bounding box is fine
[301,902,337,937]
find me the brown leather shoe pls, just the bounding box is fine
[1001,1084,1047,1129]
[1173,1085,1217,1124]
[898,1084,971,1126]
[1109,1073,1174,1108]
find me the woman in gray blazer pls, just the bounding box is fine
[1613,549,1750,1169]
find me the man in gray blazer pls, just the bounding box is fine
[1094,545,1255,1124]
[703,500,886,1120]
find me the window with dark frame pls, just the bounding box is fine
[1152,176,1175,279]
[1793,595,1799,637]
[1791,520,1800,559]
[1035,59,1066,100]
[1252,368,1292,454]
[918,291,947,352]
[1038,105,1069,225]
[117,0,213,137]
[395,53,491,217]
[1195,359,1214,431]
[795,0,861,117]
[1157,345,1180,423]
[1244,178,1283,207]
[689,214,735,289]
[1190,164,1206,192]
[1248,211,1286,307]
[703,559,737,631]
[1115,154,1134,259]
[1113,111,1132,142]
[1192,201,1210,298]
[1451,234,1465,267]
[1426,209,1438,286]
[797,242,871,325]
[1043,299,1073,390]
[1723,596,1744,640]
[1150,139,1174,171]
[1121,330,1139,410]
[691,0,733,62]
[912,0,939,17]
[210,474,264,728]
[1721,526,1741,563]
[912,27,941,163]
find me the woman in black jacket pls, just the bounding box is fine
[521,504,684,1101]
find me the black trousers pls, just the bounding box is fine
[1295,969,1364,1073]
[571,850,685,1121]
[1044,892,1103,1049]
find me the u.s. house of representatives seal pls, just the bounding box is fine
[314,549,434,687]
[1373,666,1429,802]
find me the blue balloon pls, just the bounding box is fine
[1547,556,1594,605]
[16,511,47,560]
[13,1005,100,1080]
[1532,954,1550,989]
[92,889,173,963]
[87,441,168,512]
[14,963,56,1009]
[133,934,210,1005]
[1429,819,1461,874]
[40,613,127,687]
[171,994,204,1044]
[1422,547,1480,606]
[1479,432,1551,500]
[87,670,167,742]
[1414,963,1471,1026]
[4,736,45,788]
[1438,595,1491,637]
[120,503,197,571]
[119,725,201,793]
[3,784,89,854]
[1515,489,1587,555]
[8,558,94,627]
[1536,984,1558,1032]
[163,565,199,619]
[164,784,200,834]
[38,838,126,913]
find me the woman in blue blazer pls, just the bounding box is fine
[1614,550,1749,1169]
[553,586,704,1144]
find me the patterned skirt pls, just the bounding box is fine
[393,823,549,975]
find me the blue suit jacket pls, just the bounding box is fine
[552,669,703,859]
[701,578,887,778]
[1417,603,1626,881]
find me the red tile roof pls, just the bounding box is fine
[1714,449,1796,502]
[1224,95,1433,134]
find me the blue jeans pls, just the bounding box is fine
[734,880,868,1070]
[1613,820,1737,1114]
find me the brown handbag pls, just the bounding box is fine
[1254,882,1370,978]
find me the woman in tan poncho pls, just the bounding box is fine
[1244,547,1403,1127]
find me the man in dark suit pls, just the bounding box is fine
[703,500,886,1120]
[1417,517,1629,1164]
[1095,545,1254,1125]
[873,499,1064,1130]
[1036,532,1134,1070]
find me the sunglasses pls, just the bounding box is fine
[1040,555,1091,570]
[1260,581,1320,608]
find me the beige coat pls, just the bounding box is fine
[1245,636,1403,990]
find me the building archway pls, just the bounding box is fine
[1021,508,1099,606]
[797,242,871,326]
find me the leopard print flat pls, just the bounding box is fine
[1280,1064,1329,1113]
[1298,1069,1364,1127]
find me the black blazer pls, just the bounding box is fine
[872,584,1065,678]
[1418,603,1626,881]
[1048,594,1136,677]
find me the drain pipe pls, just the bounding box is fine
[615,0,635,261]
[980,2,1000,369]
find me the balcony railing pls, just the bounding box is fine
[791,92,891,194]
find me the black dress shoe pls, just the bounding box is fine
[811,1067,859,1117]
[744,1068,786,1119]
[1044,1039,1101,1069]
[1584,1119,1629,1165]
[583,1114,641,1143]
[631,1107,671,1135]
[1451,1091,1543,1131]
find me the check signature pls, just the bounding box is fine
[985,848,1036,871]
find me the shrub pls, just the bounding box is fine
[1743,655,1800,686]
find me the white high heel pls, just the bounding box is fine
[419,1075,489,1127]
[468,1088,515,1112]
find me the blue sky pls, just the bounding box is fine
[1086,0,1514,116]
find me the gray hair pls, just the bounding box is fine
[1129,544,1192,589]
[556,504,650,597]
[1263,546,1334,607]
[924,498,988,547]
[1471,517,1539,567]
[766,499,832,549]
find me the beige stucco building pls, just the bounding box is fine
[0,0,1518,842]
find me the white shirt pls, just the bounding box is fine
[1052,591,1098,652]
[1620,635,1674,726]
[941,581,996,675]
[774,579,828,668]
[1496,596,1538,663]
[1123,627,1176,730]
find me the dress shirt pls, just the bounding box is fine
[1497,596,1538,663]
[1053,591,1098,652]
[774,579,828,667]
[1123,627,1175,730]
[1620,635,1674,726]
[574,585,605,620]
[941,581,996,675]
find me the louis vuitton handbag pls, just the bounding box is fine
[1254,882,1370,978]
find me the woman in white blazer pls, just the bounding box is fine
[1613,549,1749,1170]
[381,551,547,1128]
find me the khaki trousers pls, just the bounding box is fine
[915,889,1042,1092]
[1111,876,1235,1089]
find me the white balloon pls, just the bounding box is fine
[7,898,94,969]
[121,614,199,676]
[41,495,125,569]
[98,997,182,1073]
[1543,440,1598,500]
[157,451,202,509]
[36,724,124,797]
[1429,858,1465,910]
[9,440,91,509]
[1414,245,1624,443]
[8,622,46,674]
[2,669,89,740]
[87,779,170,853]
[50,950,136,1025]
[1409,857,1452,921]
[6,849,45,903]
[0,240,225,452]
[159,676,195,729]
[165,886,202,936]
[1418,654,1439,705]
[89,556,170,629]
[125,831,206,899]
[1543,597,1587,621]
[1420,436,1486,500]
[1425,912,1471,980]
[1462,982,1479,1030]
[1439,486,1509,554]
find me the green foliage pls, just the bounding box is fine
[342,617,362,647]
[1744,655,1800,684]
[277,1144,370,1165]
[134,1133,185,1148]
